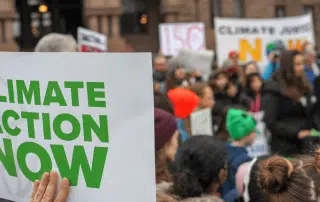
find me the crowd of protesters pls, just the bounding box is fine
[4,33,320,202]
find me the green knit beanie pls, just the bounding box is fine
[226,108,257,140]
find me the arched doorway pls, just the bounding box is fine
[15,0,84,51]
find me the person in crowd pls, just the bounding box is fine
[263,50,314,156]
[209,70,230,120]
[187,70,203,85]
[167,88,200,142]
[154,91,174,114]
[240,61,260,88]
[235,156,269,202]
[154,108,180,185]
[30,171,70,202]
[222,51,243,83]
[153,53,169,83]
[189,83,215,111]
[245,73,263,112]
[304,48,319,85]
[220,108,257,202]
[215,105,248,142]
[157,135,227,202]
[166,66,189,91]
[262,43,280,81]
[34,33,77,52]
[257,149,320,202]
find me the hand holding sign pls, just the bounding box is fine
[30,171,69,202]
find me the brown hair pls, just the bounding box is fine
[154,91,174,115]
[188,83,209,98]
[240,61,260,87]
[166,67,187,91]
[156,147,172,184]
[208,70,228,93]
[258,149,320,202]
[273,50,311,100]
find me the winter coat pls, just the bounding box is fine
[220,143,251,202]
[262,80,316,156]
[157,182,224,202]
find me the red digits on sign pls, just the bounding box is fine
[186,25,204,51]
[173,25,185,54]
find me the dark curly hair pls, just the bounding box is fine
[172,136,227,199]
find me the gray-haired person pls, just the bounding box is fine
[34,33,77,52]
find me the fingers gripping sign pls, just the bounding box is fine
[30,171,70,202]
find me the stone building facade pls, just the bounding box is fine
[0,0,320,52]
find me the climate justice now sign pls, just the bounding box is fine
[215,14,315,71]
[0,53,155,202]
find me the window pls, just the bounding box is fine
[303,5,313,14]
[211,0,221,27]
[120,0,148,34]
[275,6,286,17]
[234,0,244,18]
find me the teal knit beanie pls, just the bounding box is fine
[226,108,257,140]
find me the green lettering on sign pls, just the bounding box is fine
[53,114,80,141]
[2,110,21,136]
[17,142,52,182]
[43,81,67,106]
[83,115,109,143]
[87,82,106,108]
[21,112,39,139]
[51,145,108,188]
[65,81,84,107]
[16,80,41,105]
[0,139,17,177]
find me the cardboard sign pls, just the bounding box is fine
[170,49,214,81]
[77,27,107,52]
[246,111,270,158]
[159,23,206,56]
[215,14,314,71]
[190,108,213,136]
[0,53,155,202]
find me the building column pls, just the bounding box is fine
[83,0,126,51]
[161,0,181,22]
[0,0,18,51]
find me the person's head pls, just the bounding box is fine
[280,50,305,78]
[247,73,263,94]
[154,91,174,114]
[229,51,239,65]
[244,61,260,76]
[35,33,77,52]
[216,105,249,142]
[258,149,320,202]
[226,82,238,98]
[226,108,257,146]
[209,71,229,92]
[154,108,179,183]
[276,50,311,99]
[173,136,228,199]
[189,83,215,110]
[154,55,168,72]
[166,67,187,91]
[304,48,316,66]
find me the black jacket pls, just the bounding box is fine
[263,80,316,156]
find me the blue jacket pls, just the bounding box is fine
[220,143,252,202]
[176,118,189,142]
[305,65,316,85]
[262,62,279,81]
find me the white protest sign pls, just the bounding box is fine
[159,23,206,56]
[175,49,214,81]
[190,108,213,136]
[247,111,270,158]
[77,27,107,52]
[0,53,155,202]
[215,14,314,71]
